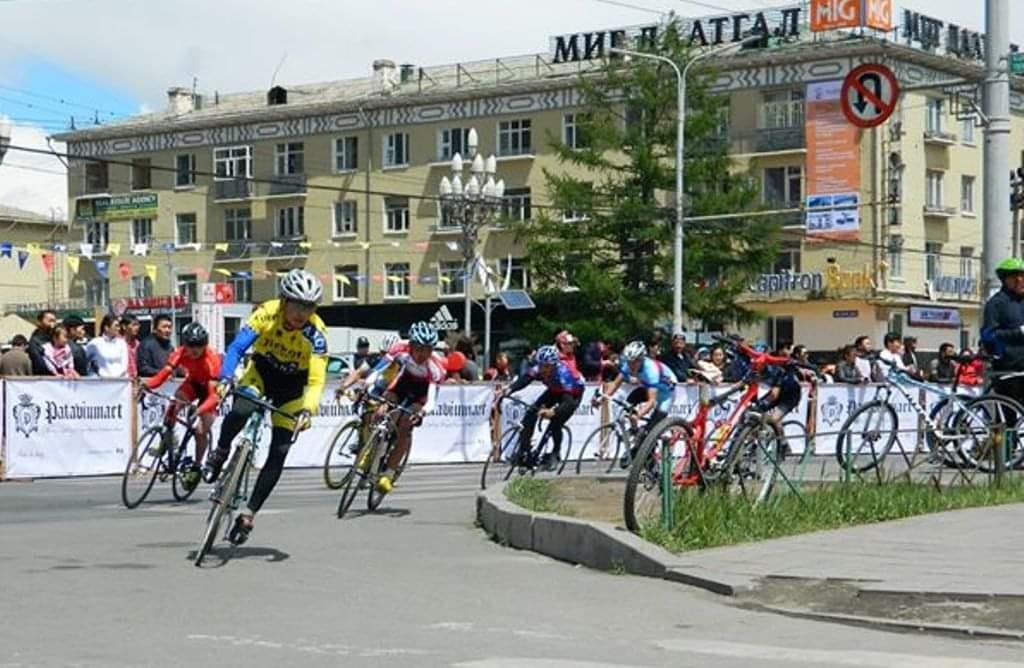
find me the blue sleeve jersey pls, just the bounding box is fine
[530,361,584,397]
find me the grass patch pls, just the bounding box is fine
[641,478,1024,553]
[505,478,566,514]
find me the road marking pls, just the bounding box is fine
[455,660,638,668]
[657,639,1023,667]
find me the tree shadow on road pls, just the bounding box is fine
[187,545,291,568]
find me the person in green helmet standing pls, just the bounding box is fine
[981,257,1024,398]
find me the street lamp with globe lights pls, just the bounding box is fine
[438,127,505,337]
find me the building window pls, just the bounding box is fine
[130,218,152,246]
[760,89,804,129]
[175,213,197,246]
[274,142,304,175]
[925,170,944,208]
[384,262,410,298]
[177,274,198,303]
[563,113,591,149]
[437,203,458,230]
[176,153,196,187]
[772,240,801,273]
[926,98,944,133]
[86,278,110,308]
[961,117,975,144]
[214,146,252,179]
[130,276,154,298]
[498,119,532,156]
[84,221,109,249]
[438,127,470,161]
[888,236,903,278]
[960,247,975,279]
[926,242,942,281]
[562,208,589,223]
[229,276,252,303]
[131,158,151,191]
[333,201,358,236]
[501,187,532,222]
[334,136,358,172]
[383,132,409,168]
[275,206,304,238]
[961,175,975,213]
[764,316,794,351]
[225,208,251,241]
[384,197,410,233]
[333,264,358,301]
[85,160,108,192]
[763,166,802,207]
[438,261,466,297]
[889,312,904,337]
[498,257,529,289]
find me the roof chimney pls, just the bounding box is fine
[166,87,195,114]
[373,59,399,95]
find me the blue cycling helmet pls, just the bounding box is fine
[536,345,560,365]
[408,321,438,347]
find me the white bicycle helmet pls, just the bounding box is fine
[408,321,438,347]
[622,340,646,362]
[381,333,400,351]
[279,268,323,304]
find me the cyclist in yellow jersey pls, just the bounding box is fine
[208,268,328,544]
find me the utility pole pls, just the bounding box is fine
[983,0,1012,299]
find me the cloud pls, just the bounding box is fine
[0,120,67,218]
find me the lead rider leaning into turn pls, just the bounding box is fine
[207,268,329,544]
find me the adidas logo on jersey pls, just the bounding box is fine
[430,305,459,331]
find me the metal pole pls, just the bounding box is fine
[484,295,492,374]
[983,0,1013,300]
[463,220,473,337]
[165,247,177,347]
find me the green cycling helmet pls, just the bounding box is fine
[996,257,1024,279]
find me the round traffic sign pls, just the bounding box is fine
[841,63,900,129]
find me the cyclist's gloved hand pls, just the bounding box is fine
[294,410,312,432]
[215,380,233,400]
[410,410,425,427]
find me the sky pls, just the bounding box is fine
[0,0,1021,216]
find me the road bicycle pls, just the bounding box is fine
[834,356,1024,474]
[576,389,651,475]
[194,390,300,566]
[480,394,573,490]
[623,337,804,532]
[336,393,417,518]
[322,390,369,490]
[122,388,202,509]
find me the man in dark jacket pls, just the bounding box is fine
[136,314,174,377]
[659,332,692,381]
[62,316,90,377]
[981,258,1024,399]
[928,343,957,383]
[27,309,57,375]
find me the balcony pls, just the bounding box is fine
[924,129,957,145]
[267,174,307,198]
[269,235,309,258]
[211,236,309,263]
[923,204,958,218]
[213,240,253,262]
[732,126,805,154]
[215,178,253,201]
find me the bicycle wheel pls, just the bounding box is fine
[835,400,898,473]
[121,426,165,509]
[575,423,627,476]
[480,426,522,490]
[623,418,695,533]
[554,425,574,475]
[195,442,250,566]
[323,421,361,490]
[925,395,971,467]
[717,419,783,504]
[956,394,1024,472]
[337,434,378,518]
[171,429,198,502]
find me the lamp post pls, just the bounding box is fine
[438,128,505,338]
[610,37,759,335]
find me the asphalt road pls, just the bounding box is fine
[1,464,1021,667]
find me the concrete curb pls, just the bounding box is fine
[475,484,754,596]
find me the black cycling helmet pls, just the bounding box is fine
[356,336,370,348]
[181,322,209,347]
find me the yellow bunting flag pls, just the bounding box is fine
[107,243,121,257]
[25,243,40,255]
[215,268,232,277]
[67,255,80,274]
[335,274,351,286]
[214,243,229,252]
[145,264,158,282]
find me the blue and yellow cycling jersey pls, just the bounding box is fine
[220,299,328,414]
[618,357,677,411]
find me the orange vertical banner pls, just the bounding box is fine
[805,80,861,241]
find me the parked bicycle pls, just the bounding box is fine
[122,388,202,509]
[194,389,300,566]
[336,393,416,518]
[480,394,573,490]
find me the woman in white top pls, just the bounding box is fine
[86,314,129,378]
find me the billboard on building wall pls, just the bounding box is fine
[805,80,861,241]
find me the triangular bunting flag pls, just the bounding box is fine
[40,253,54,274]
[51,243,67,253]
[16,250,29,269]
[335,273,351,286]
[118,262,131,280]
[234,271,252,279]
[131,243,149,256]
[107,243,121,257]
[215,268,232,277]
[145,264,158,282]
[299,242,312,251]
[214,243,229,253]
[25,243,40,256]
[270,242,283,249]
[79,243,94,259]
[95,260,109,279]
[0,242,11,258]
[358,242,371,251]
[67,255,80,274]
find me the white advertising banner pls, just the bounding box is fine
[4,378,133,479]
[813,383,919,455]
[409,384,496,463]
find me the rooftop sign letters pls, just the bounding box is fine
[550,5,802,63]
[901,10,1019,62]
[810,0,893,33]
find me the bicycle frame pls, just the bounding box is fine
[870,365,975,446]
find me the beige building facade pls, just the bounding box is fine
[0,205,72,319]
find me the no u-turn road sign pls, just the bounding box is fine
[840,63,900,128]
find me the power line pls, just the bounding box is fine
[588,0,667,16]
[0,84,123,117]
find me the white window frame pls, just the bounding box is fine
[86,278,110,307]
[130,275,154,298]
[562,113,590,150]
[772,241,801,273]
[274,142,304,176]
[84,221,109,248]
[176,273,198,303]
[501,188,532,222]
[498,257,529,290]
[130,218,152,246]
[333,136,358,172]
[926,98,944,134]
[333,201,358,237]
[438,127,470,161]
[926,242,942,281]
[175,153,196,187]
[275,205,305,239]
[175,213,197,247]
[760,89,804,129]
[383,132,409,168]
[961,175,975,214]
[888,236,904,278]
[959,247,975,279]
[498,119,532,156]
[925,170,944,208]
[383,197,410,233]
[213,145,253,180]
[228,275,253,303]
[961,117,976,144]
[224,208,251,241]
[762,165,803,207]
[437,260,466,298]
[384,262,410,299]
[333,264,359,302]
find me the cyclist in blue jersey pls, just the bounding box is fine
[498,344,584,471]
[597,340,678,467]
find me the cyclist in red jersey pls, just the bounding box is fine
[555,330,580,376]
[144,322,221,490]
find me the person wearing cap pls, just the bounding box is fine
[554,330,580,376]
[62,316,90,377]
[353,336,374,370]
[0,334,32,376]
[982,257,1024,400]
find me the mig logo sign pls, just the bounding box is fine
[12,393,41,437]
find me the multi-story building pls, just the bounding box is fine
[0,204,72,317]
[56,5,1024,352]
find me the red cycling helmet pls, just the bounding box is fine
[446,351,467,373]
